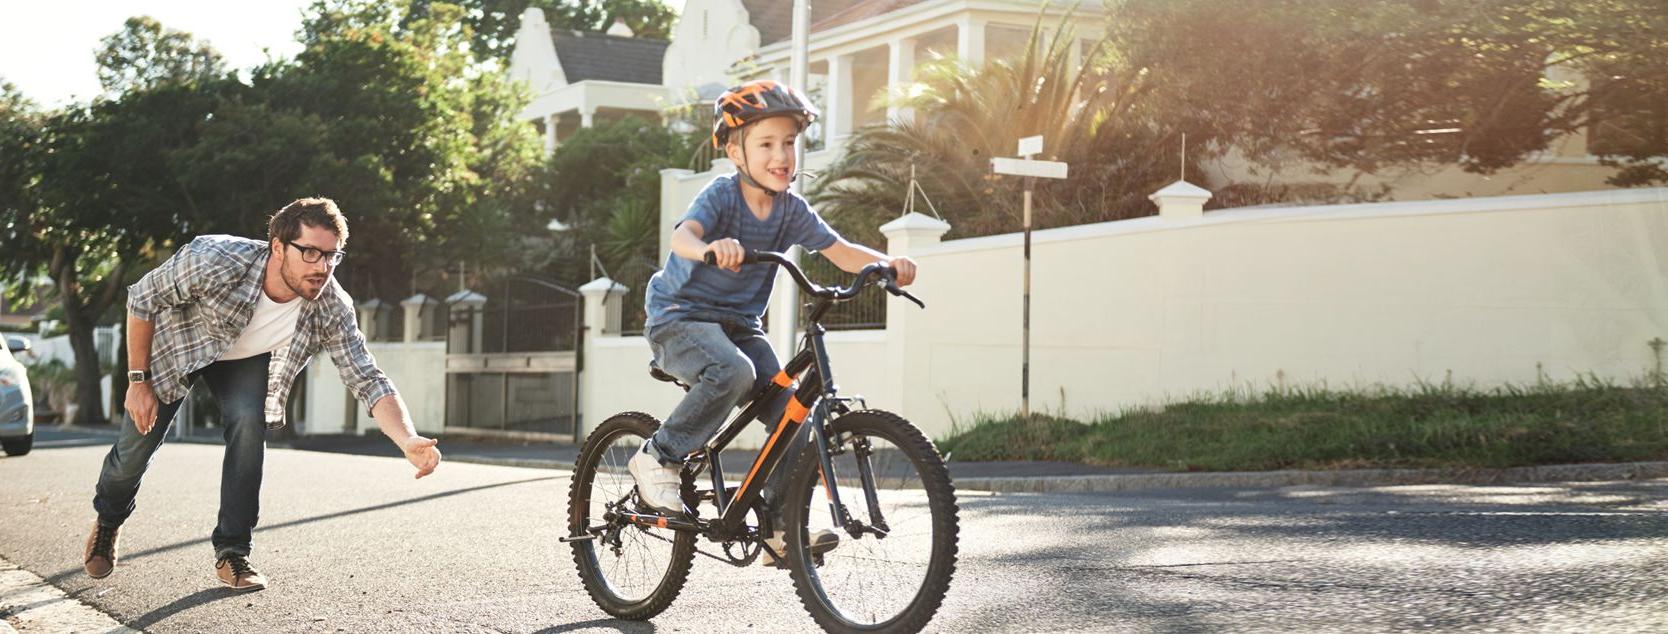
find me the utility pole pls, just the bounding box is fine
[771,0,812,358]
[992,136,1068,420]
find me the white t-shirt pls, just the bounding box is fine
[219,291,304,361]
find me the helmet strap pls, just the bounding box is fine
[736,144,785,197]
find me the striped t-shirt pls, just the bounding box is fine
[645,173,841,330]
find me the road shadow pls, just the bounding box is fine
[534,618,657,633]
[128,587,243,630]
[42,475,560,585]
[956,480,1668,631]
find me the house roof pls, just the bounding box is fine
[810,0,929,33]
[550,30,669,85]
[741,0,866,45]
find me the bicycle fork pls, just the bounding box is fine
[807,405,890,538]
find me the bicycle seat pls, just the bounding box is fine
[648,361,692,393]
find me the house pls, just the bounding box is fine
[509,10,674,155]
[510,0,1628,206]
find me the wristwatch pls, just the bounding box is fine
[127,369,150,384]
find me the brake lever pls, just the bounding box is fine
[885,283,926,309]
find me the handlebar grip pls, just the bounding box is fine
[702,249,758,266]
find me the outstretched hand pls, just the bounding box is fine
[400,436,442,479]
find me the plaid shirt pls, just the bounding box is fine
[127,235,397,429]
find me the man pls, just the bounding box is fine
[83,198,442,592]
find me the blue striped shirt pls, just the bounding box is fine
[645,174,840,330]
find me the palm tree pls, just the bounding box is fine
[808,6,1188,241]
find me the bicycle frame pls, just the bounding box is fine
[614,315,867,540]
[606,252,922,545]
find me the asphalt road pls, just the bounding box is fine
[3,428,1667,633]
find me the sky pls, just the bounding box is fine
[0,0,690,108]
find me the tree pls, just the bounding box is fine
[410,0,678,61]
[1106,0,1668,188]
[95,16,227,96]
[0,82,43,261]
[0,16,236,424]
[2,3,546,422]
[531,115,701,286]
[267,0,546,298]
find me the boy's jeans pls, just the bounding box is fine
[646,317,803,512]
[93,353,271,560]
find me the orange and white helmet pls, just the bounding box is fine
[711,80,820,149]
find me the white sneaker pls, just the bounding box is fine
[628,448,686,515]
[761,529,841,568]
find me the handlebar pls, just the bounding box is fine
[702,249,925,309]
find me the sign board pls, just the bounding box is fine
[991,157,1068,180]
[1017,135,1044,157]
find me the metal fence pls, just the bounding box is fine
[613,258,661,337]
[449,276,582,354]
[444,275,582,436]
[797,255,886,330]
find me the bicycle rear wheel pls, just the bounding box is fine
[568,412,697,620]
[783,410,959,633]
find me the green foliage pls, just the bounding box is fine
[809,7,1187,241]
[1,2,546,420]
[531,115,701,285]
[21,358,77,417]
[413,0,679,61]
[939,380,1668,471]
[1107,0,1668,184]
[816,0,1668,236]
[95,16,227,96]
[0,82,44,279]
[257,0,547,296]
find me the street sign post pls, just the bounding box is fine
[992,137,1068,420]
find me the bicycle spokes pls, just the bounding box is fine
[790,415,958,630]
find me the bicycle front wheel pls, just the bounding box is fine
[783,410,960,633]
[568,412,697,620]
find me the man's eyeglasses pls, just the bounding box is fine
[284,240,347,265]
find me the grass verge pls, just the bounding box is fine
[937,380,1668,471]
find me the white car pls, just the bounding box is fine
[1,336,33,456]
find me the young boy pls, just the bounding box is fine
[629,80,917,564]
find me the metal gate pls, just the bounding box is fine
[444,276,582,438]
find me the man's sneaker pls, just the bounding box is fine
[215,555,268,592]
[628,447,686,515]
[83,522,120,579]
[761,529,841,568]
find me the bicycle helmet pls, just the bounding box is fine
[711,79,820,149]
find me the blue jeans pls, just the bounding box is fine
[93,353,271,560]
[646,317,803,511]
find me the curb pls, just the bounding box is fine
[60,426,1668,494]
[955,461,1668,494]
[0,556,136,633]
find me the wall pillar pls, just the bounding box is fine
[1149,180,1214,223]
[879,212,951,428]
[446,289,487,353]
[887,38,917,125]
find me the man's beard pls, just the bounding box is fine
[284,267,328,300]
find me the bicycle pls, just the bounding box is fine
[563,250,960,633]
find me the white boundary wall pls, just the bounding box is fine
[582,186,1668,445]
[302,342,447,436]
